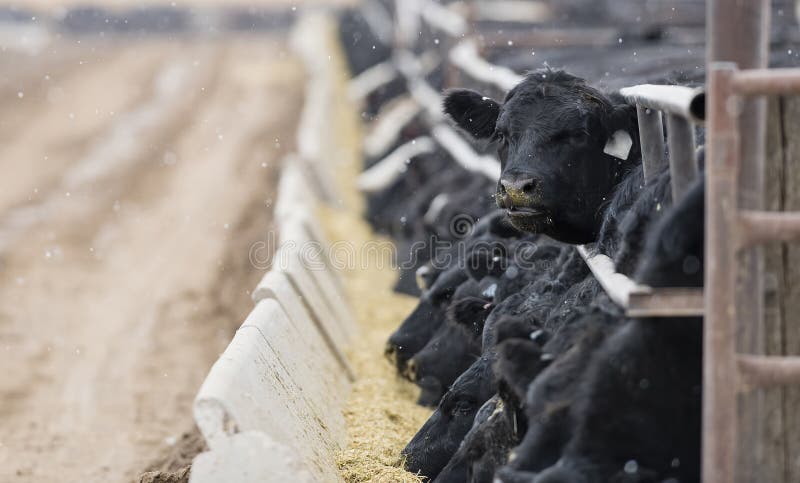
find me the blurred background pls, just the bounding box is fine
[0,1,351,482]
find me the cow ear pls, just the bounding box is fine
[465,247,507,281]
[495,338,546,402]
[447,296,494,340]
[443,89,500,139]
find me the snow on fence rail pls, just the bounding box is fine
[189,12,354,483]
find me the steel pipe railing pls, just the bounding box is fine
[464,1,552,24]
[620,84,704,198]
[449,39,523,92]
[637,106,667,181]
[577,246,704,317]
[619,84,706,124]
[419,0,467,38]
[431,124,501,180]
[477,28,620,50]
[394,49,501,180]
[666,114,698,201]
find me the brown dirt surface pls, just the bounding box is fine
[0,34,303,482]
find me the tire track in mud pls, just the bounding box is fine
[0,37,303,483]
[0,42,184,217]
[0,42,225,254]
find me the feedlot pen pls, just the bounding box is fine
[39,1,797,482]
[335,1,800,482]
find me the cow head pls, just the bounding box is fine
[443,70,640,244]
[386,265,468,372]
[402,354,497,480]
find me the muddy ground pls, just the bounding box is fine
[0,28,305,483]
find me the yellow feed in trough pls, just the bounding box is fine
[322,203,431,483]
[317,32,431,482]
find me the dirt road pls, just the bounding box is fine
[0,32,303,482]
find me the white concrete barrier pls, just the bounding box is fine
[256,244,355,349]
[193,299,346,482]
[190,12,356,483]
[190,432,315,483]
[253,270,355,381]
[290,13,342,205]
[276,154,338,207]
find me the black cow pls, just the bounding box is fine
[385,265,468,371]
[401,267,597,480]
[434,319,553,483]
[386,212,531,371]
[498,178,705,483]
[443,69,641,244]
[493,302,620,481]
[407,296,492,407]
[407,237,559,407]
[402,349,498,479]
[400,144,673,480]
[399,239,596,479]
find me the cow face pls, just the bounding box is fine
[385,298,444,372]
[443,70,639,244]
[406,322,481,407]
[436,395,519,483]
[402,355,496,479]
[406,296,492,406]
[385,266,468,372]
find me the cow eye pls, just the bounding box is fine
[552,130,587,144]
[429,286,454,306]
[451,399,475,417]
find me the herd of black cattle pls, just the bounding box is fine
[338,2,799,482]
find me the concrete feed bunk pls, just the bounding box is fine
[188,12,428,482]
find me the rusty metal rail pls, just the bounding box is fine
[704,59,800,483]
[738,355,800,389]
[730,67,800,96]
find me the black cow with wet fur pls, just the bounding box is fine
[443,69,642,244]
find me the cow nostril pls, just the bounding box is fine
[406,358,418,381]
[384,342,397,362]
[500,178,536,196]
[521,179,537,193]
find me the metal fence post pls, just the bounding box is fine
[704,62,741,483]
